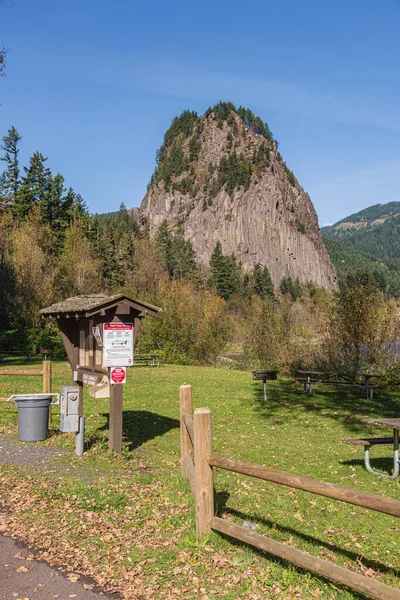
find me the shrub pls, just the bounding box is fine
[322,272,399,374]
[136,280,230,364]
[295,219,306,234]
[243,296,293,370]
[26,321,66,358]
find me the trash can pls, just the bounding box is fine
[13,394,52,442]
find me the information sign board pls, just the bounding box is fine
[102,323,133,367]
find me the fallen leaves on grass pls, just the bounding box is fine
[2,473,277,599]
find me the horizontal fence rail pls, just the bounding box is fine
[0,370,42,376]
[210,517,400,600]
[183,413,194,446]
[209,454,400,519]
[0,362,52,411]
[180,384,400,600]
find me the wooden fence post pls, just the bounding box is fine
[43,361,52,429]
[43,360,52,393]
[194,407,214,537]
[180,384,192,476]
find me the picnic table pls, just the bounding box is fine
[296,370,380,399]
[0,351,33,363]
[343,418,400,479]
[133,353,162,366]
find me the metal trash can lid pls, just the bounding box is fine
[13,394,52,401]
[13,394,53,407]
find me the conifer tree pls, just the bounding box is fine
[17,152,52,220]
[170,230,197,279]
[63,188,89,224]
[280,276,301,301]
[44,172,65,244]
[253,263,275,300]
[155,220,197,280]
[97,217,126,289]
[155,220,173,274]
[0,218,16,329]
[209,241,242,300]
[0,126,22,212]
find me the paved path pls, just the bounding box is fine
[0,533,116,600]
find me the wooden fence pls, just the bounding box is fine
[0,361,52,402]
[180,384,400,600]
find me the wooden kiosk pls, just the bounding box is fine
[40,294,161,453]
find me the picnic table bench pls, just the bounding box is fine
[343,418,400,479]
[296,370,380,399]
[133,353,163,367]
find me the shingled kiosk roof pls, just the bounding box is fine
[40,294,161,318]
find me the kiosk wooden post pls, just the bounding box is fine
[109,383,123,453]
[40,294,161,453]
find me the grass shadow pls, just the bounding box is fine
[251,379,400,435]
[215,490,230,516]
[341,456,397,476]
[217,502,400,581]
[93,410,179,451]
[0,356,48,366]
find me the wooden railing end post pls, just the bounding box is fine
[194,407,214,537]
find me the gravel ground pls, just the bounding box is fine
[0,440,64,466]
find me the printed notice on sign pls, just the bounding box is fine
[102,323,134,367]
[110,367,126,384]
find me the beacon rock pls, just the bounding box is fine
[140,106,337,289]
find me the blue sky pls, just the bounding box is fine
[1,0,399,225]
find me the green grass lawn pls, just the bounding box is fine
[0,362,399,599]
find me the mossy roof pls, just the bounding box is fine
[40,294,161,317]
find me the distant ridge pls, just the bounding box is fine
[322,201,400,260]
[322,201,400,297]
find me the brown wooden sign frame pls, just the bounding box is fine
[40,294,161,452]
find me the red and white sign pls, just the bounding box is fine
[102,323,134,367]
[110,367,126,384]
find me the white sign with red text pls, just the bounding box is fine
[102,323,133,367]
[110,366,127,384]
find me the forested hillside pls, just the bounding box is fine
[1,122,329,364]
[324,212,400,260]
[322,201,400,259]
[321,201,400,296]
[1,118,396,371]
[323,237,400,297]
